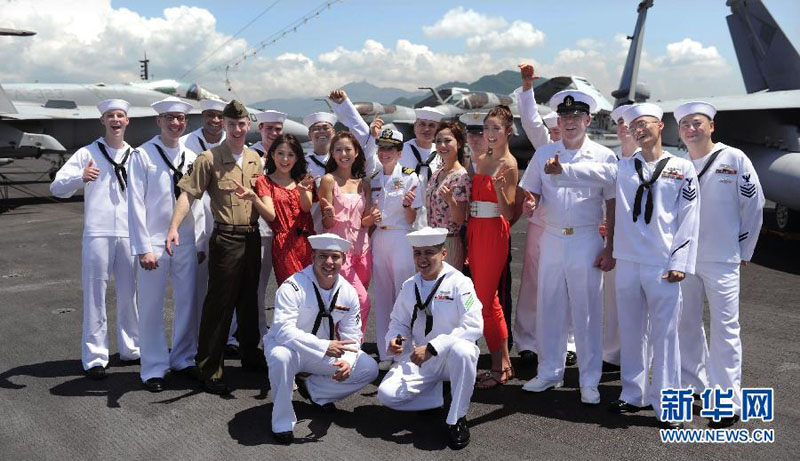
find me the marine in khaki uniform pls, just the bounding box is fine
[166,100,265,394]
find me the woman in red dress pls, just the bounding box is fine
[237,134,315,284]
[468,106,519,389]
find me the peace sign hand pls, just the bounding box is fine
[523,190,537,217]
[492,166,511,189]
[298,173,315,191]
[231,178,257,202]
[440,184,454,205]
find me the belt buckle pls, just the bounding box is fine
[380,226,389,230]
[563,227,574,236]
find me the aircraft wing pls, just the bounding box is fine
[655,90,800,114]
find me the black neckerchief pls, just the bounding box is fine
[633,156,671,224]
[96,141,130,192]
[153,143,186,200]
[410,274,447,336]
[311,283,341,340]
[308,154,327,170]
[198,137,208,152]
[409,144,436,181]
[696,148,725,179]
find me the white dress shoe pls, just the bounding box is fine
[580,386,601,404]
[522,377,563,392]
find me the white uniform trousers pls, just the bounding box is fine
[679,262,742,412]
[513,221,544,353]
[602,268,621,365]
[81,236,139,369]
[267,345,379,433]
[226,235,272,346]
[378,340,479,425]
[137,244,197,380]
[535,228,604,388]
[616,260,682,419]
[372,228,415,360]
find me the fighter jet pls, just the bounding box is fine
[614,0,800,231]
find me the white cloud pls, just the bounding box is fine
[576,38,603,50]
[466,21,545,52]
[422,7,507,38]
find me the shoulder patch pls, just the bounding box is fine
[402,167,415,175]
[682,177,697,201]
[462,291,475,311]
[186,162,194,177]
[283,279,300,292]
[370,170,380,180]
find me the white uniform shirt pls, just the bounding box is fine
[266,266,362,366]
[331,97,379,177]
[127,136,197,255]
[181,128,225,253]
[691,142,764,263]
[400,139,440,190]
[560,150,700,274]
[50,138,132,238]
[520,138,616,229]
[515,86,552,150]
[370,163,423,230]
[386,263,483,357]
[305,151,329,182]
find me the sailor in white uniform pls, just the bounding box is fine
[180,99,237,354]
[303,111,338,233]
[401,107,444,229]
[367,128,423,371]
[128,97,200,391]
[519,90,616,405]
[265,234,379,445]
[50,99,140,379]
[377,227,483,450]
[675,101,764,428]
[544,103,700,428]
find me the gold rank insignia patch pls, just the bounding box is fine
[402,167,414,175]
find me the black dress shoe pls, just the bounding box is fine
[602,361,620,372]
[202,378,231,395]
[86,366,107,380]
[607,399,645,414]
[241,358,267,372]
[172,366,201,380]
[271,430,294,445]
[565,351,578,367]
[518,350,537,368]
[224,344,240,358]
[447,417,470,450]
[659,420,684,430]
[295,377,311,401]
[708,414,740,429]
[315,402,337,414]
[142,377,165,393]
[119,358,141,366]
[417,407,443,418]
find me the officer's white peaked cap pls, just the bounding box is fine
[673,101,717,123]
[406,227,449,248]
[151,97,193,114]
[459,112,487,127]
[97,99,130,115]
[309,233,352,253]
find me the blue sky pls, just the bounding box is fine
[2,0,799,103]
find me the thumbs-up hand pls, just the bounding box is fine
[362,204,381,227]
[402,184,417,208]
[544,154,562,175]
[82,159,100,183]
[320,197,335,218]
[523,190,537,217]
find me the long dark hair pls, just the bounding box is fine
[435,121,466,166]
[486,104,514,128]
[265,134,308,182]
[325,131,366,179]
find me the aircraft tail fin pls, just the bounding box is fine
[0,84,19,115]
[727,0,800,93]
[611,0,653,108]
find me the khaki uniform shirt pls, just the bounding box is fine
[178,142,262,226]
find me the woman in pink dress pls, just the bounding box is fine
[234,134,314,285]
[426,121,471,270]
[317,131,374,331]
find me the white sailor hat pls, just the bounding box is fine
[303,112,337,128]
[97,99,130,115]
[406,227,449,248]
[542,111,559,129]
[610,104,634,124]
[415,107,445,122]
[622,102,663,126]
[255,110,288,124]
[376,128,403,147]
[308,233,352,253]
[151,96,193,114]
[673,101,716,123]
[550,90,597,114]
[459,111,487,128]
[199,98,226,113]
